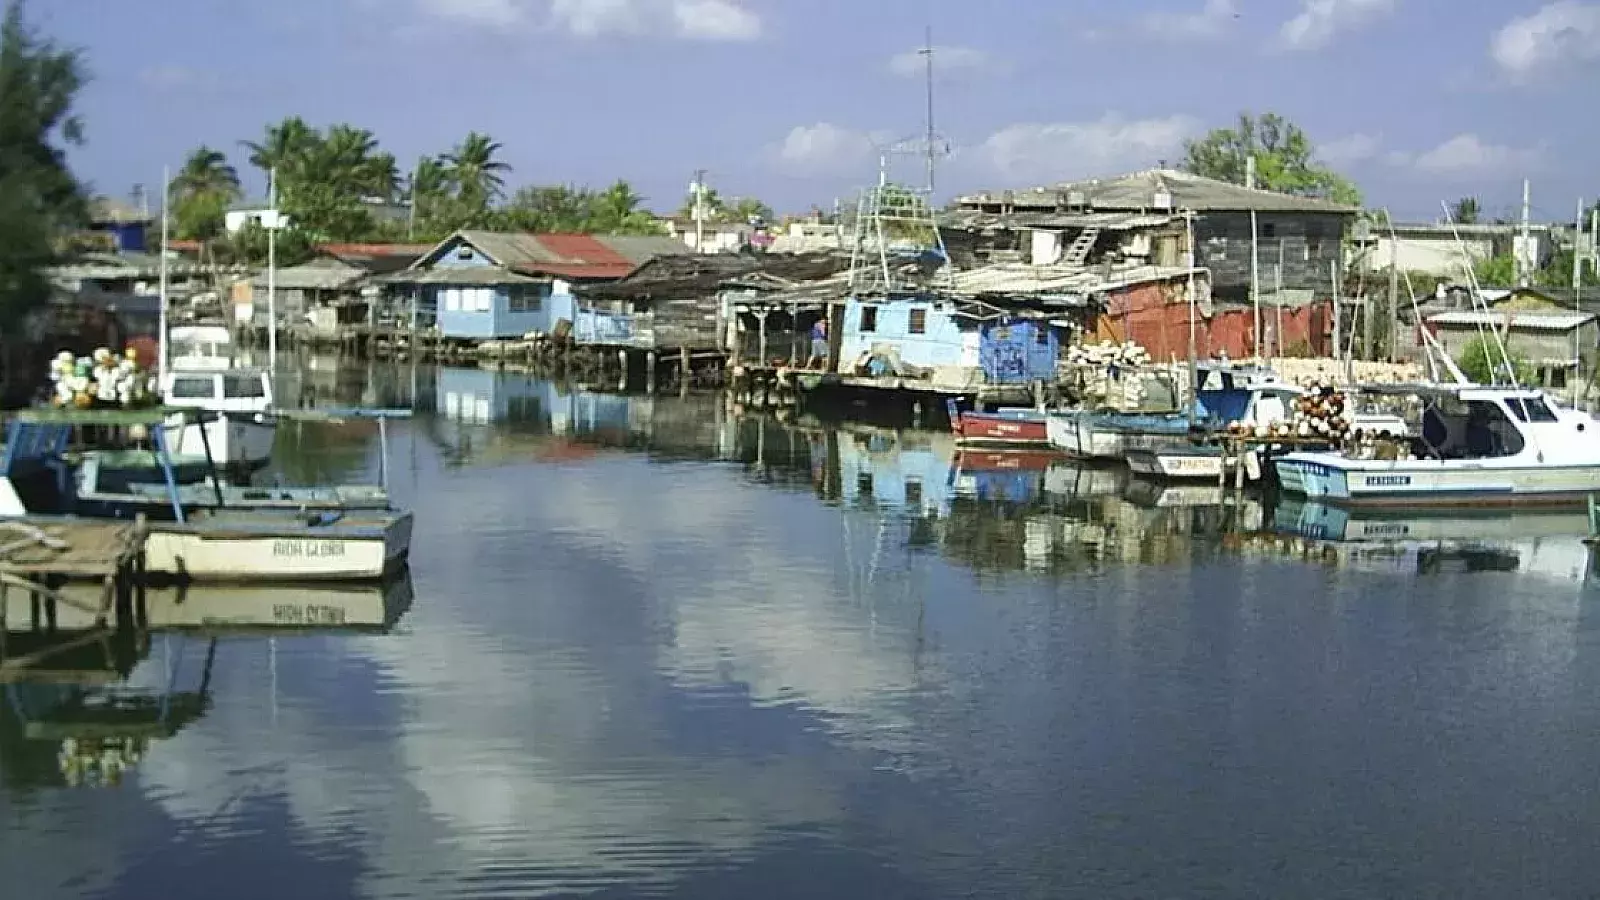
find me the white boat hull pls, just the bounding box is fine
[1126,448,1227,479]
[1274,454,1600,507]
[162,414,277,471]
[143,512,413,581]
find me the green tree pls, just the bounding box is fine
[442,131,510,209]
[725,196,773,224]
[1449,196,1480,225]
[0,0,87,329]
[169,145,240,246]
[587,179,662,234]
[502,184,594,232]
[1180,112,1361,206]
[240,116,318,181]
[1474,253,1517,286]
[1456,334,1534,386]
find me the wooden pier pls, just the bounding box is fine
[0,517,149,674]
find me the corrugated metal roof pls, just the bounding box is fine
[430,230,680,280]
[250,258,366,291]
[379,266,544,286]
[595,234,694,264]
[943,210,1180,231]
[1428,310,1595,330]
[955,168,1356,215]
[951,263,1201,298]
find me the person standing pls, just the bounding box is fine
[808,316,828,369]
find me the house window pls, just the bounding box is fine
[1260,222,1278,238]
[508,284,547,313]
[908,307,928,334]
[456,245,474,260]
[475,287,492,312]
[860,305,878,332]
[1036,324,1050,345]
[905,479,922,507]
[444,289,460,312]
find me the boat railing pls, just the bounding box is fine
[268,407,414,488]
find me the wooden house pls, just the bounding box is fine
[581,251,851,357]
[383,231,689,341]
[948,168,1357,305]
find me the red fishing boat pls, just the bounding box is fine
[947,400,1052,448]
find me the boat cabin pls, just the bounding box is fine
[162,368,273,414]
[1415,389,1571,460]
[168,325,236,371]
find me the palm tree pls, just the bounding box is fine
[171,145,241,202]
[241,116,318,181]
[726,196,773,224]
[443,132,511,208]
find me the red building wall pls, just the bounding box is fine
[1094,281,1331,361]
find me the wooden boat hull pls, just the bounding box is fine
[142,510,413,581]
[1274,454,1600,508]
[1049,412,1193,459]
[954,411,1049,447]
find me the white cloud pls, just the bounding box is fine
[1137,0,1239,40]
[977,114,1200,184]
[1489,1,1600,78]
[1399,134,1542,175]
[1277,0,1395,51]
[1317,132,1383,166]
[770,123,889,177]
[887,45,992,77]
[414,0,762,39]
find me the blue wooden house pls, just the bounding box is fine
[391,231,689,341]
[838,295,1062,384]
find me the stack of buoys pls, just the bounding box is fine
[1064,340,1154,410]
[1222,380,1354,442]
[48,347,159,409]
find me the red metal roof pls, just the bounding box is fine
[511,234,637,280]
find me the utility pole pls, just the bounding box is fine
[690,169,708,254]
[919,27,936,194]
[267,166,278,370]
[1246,155,1260,359]
[1388,234,1400,362]
[1574,197,1585,292]
[1518,178,1532,288]
[408,156,422,240]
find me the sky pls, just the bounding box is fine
[40,0,1600,223]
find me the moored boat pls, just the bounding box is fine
[1274,384,1600,507]
[946,400,1052,448]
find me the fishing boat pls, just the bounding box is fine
[946,400,1051,448]
[158,365,278,483]
[0,407,413,581]
[1274,384,1600,507]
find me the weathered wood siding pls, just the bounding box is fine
[1194,212,1348,303]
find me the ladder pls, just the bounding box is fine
[1062,227,1100,266]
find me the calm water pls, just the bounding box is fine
[5,360,1600,899]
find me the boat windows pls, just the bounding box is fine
[1419,398,1525,459]
[169,376,217,400]
[223,374,268,399]
[1503,396,1558,423]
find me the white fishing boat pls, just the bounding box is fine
[1275,384,1600,507]
[159,367,278,480]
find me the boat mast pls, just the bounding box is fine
[1185,208,1198,423]
[158,166,170,379]
[267,167,278,372]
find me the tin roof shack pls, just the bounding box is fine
[1359,222,1558,278]
[1425,290,1598,391]
[238,243,432,336]
[382,231,688,341]
[949,168,1357,305]
[583,252,851,359]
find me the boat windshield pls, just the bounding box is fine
[1419,397,1525,459]
[1503,395,1559,423]
[168,375,217,401]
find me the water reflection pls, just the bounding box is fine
[5,360,1600,899]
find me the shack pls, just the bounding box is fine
[381,230,688,341]
[1426,304,1597,390]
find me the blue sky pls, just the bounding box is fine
[42,0,1600,222]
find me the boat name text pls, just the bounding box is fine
[272,539,347,558]
[1363,475,1412,487]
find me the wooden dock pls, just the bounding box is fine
[0,517,149,673]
